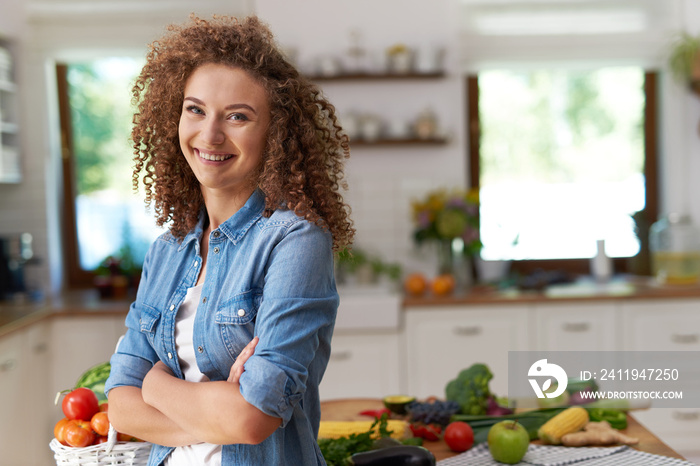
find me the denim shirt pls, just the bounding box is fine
[105,189,338,466]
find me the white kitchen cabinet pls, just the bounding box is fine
[320,330,402,400]
[620,298,700,460]
[49,314,126,422]
[534,301,621,351]
[0,320,51,466]
[404,304,533,399]
[620,298,700,351]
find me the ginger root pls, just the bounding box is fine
[561,421,639,447]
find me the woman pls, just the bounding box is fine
[105,14,353,466]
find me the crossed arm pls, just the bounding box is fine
[107,337,282,447]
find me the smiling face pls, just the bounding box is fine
[179,63,271,204]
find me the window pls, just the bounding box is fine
[58,59,164,288]
[467,69,658,275]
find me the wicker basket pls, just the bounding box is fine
[50,426,152,466]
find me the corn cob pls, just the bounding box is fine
[318,420,410,440]
[538,406,589,445]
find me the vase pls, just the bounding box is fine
[436,238,472,291]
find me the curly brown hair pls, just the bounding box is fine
[131,15,354,250]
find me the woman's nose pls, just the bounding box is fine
[201,118,225,145]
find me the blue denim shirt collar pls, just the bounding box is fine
[178,188,267,251]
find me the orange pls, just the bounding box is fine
[431,274,455,296]
[404,273,428,296]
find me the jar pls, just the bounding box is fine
[649,213,700,285]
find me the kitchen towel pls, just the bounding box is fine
[437,443,697,466]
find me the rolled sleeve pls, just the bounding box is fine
[237,220,338,427]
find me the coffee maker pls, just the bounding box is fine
[0,233,33,300]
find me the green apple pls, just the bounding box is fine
[487,420,530,464]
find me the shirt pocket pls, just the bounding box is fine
[138,304,161,347]
[215,290,261,359]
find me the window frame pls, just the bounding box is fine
[466,70,659,276]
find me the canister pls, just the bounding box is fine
[649,213,700,285]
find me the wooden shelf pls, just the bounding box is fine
[307,71,445,82]
[350,136,448,147]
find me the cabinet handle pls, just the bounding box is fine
[562,322,591,332]
[453,326,482,337]
[330,350,352,361]
[671,334,699,344]
[0,359,16,372]
[672,411,699,421]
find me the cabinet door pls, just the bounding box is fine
[49,315,126,412]
[534,302,620,351]
[0,330,26,465]
[320,331,401,401]
[620,299,700,459]
[404,305,533,399]
[620,299,700,351]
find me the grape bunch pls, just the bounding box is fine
[407,400,460,427]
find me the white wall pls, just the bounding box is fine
[256,0,467,274]
[1,0,700,295]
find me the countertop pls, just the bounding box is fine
[3,276,700,337]
[320,398,688,462]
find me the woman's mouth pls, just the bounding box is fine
[196,149,234,162]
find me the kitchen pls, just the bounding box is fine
[2,0,700,465]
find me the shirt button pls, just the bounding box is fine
[237,308,246,317]
[198,346,204,353]
[169,304,175,311]
[213,247,220,254]
[194,260,198,267]
[202,297,207,303]
[213,231,220,238]
[167,352,173,359]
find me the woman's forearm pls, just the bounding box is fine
[141,367,281,445]
[107,386,200,447]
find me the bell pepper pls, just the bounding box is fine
[358,408,392,419]
[587,408,627,430]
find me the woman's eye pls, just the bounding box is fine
[186,105,204,115]
[229,113,249,121]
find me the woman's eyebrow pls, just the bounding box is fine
[184,96,257,114]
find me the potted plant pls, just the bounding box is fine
[668,32,700,94]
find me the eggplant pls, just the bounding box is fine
[349,445,436,466]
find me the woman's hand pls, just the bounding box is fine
[228,336,258,383]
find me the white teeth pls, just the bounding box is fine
[198,150,233,162]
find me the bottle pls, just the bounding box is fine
[649,213,700,285]
[590,239,612,283]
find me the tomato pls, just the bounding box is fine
[444,421,475,452]
[117,432,143,442]
[62,388,99,421]
[64,420,95,448]
[54,418,71,445]
[99,403,109,412]
[93,435,108,445]
[90,411,110,437]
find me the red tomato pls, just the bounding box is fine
[444,421,475,452]
[99,403,109,412]
[62,388,99,421]
[64,420,95,448]
[54,418,71,445]
[90,411,110,437]
[93,435,108,445]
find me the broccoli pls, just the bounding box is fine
[445,363,493,415]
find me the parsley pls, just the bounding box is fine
[318,414,392,466]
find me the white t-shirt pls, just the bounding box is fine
[165,284,222,466]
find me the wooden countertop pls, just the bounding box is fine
[403,275,700,307]
[320,398,687,462]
